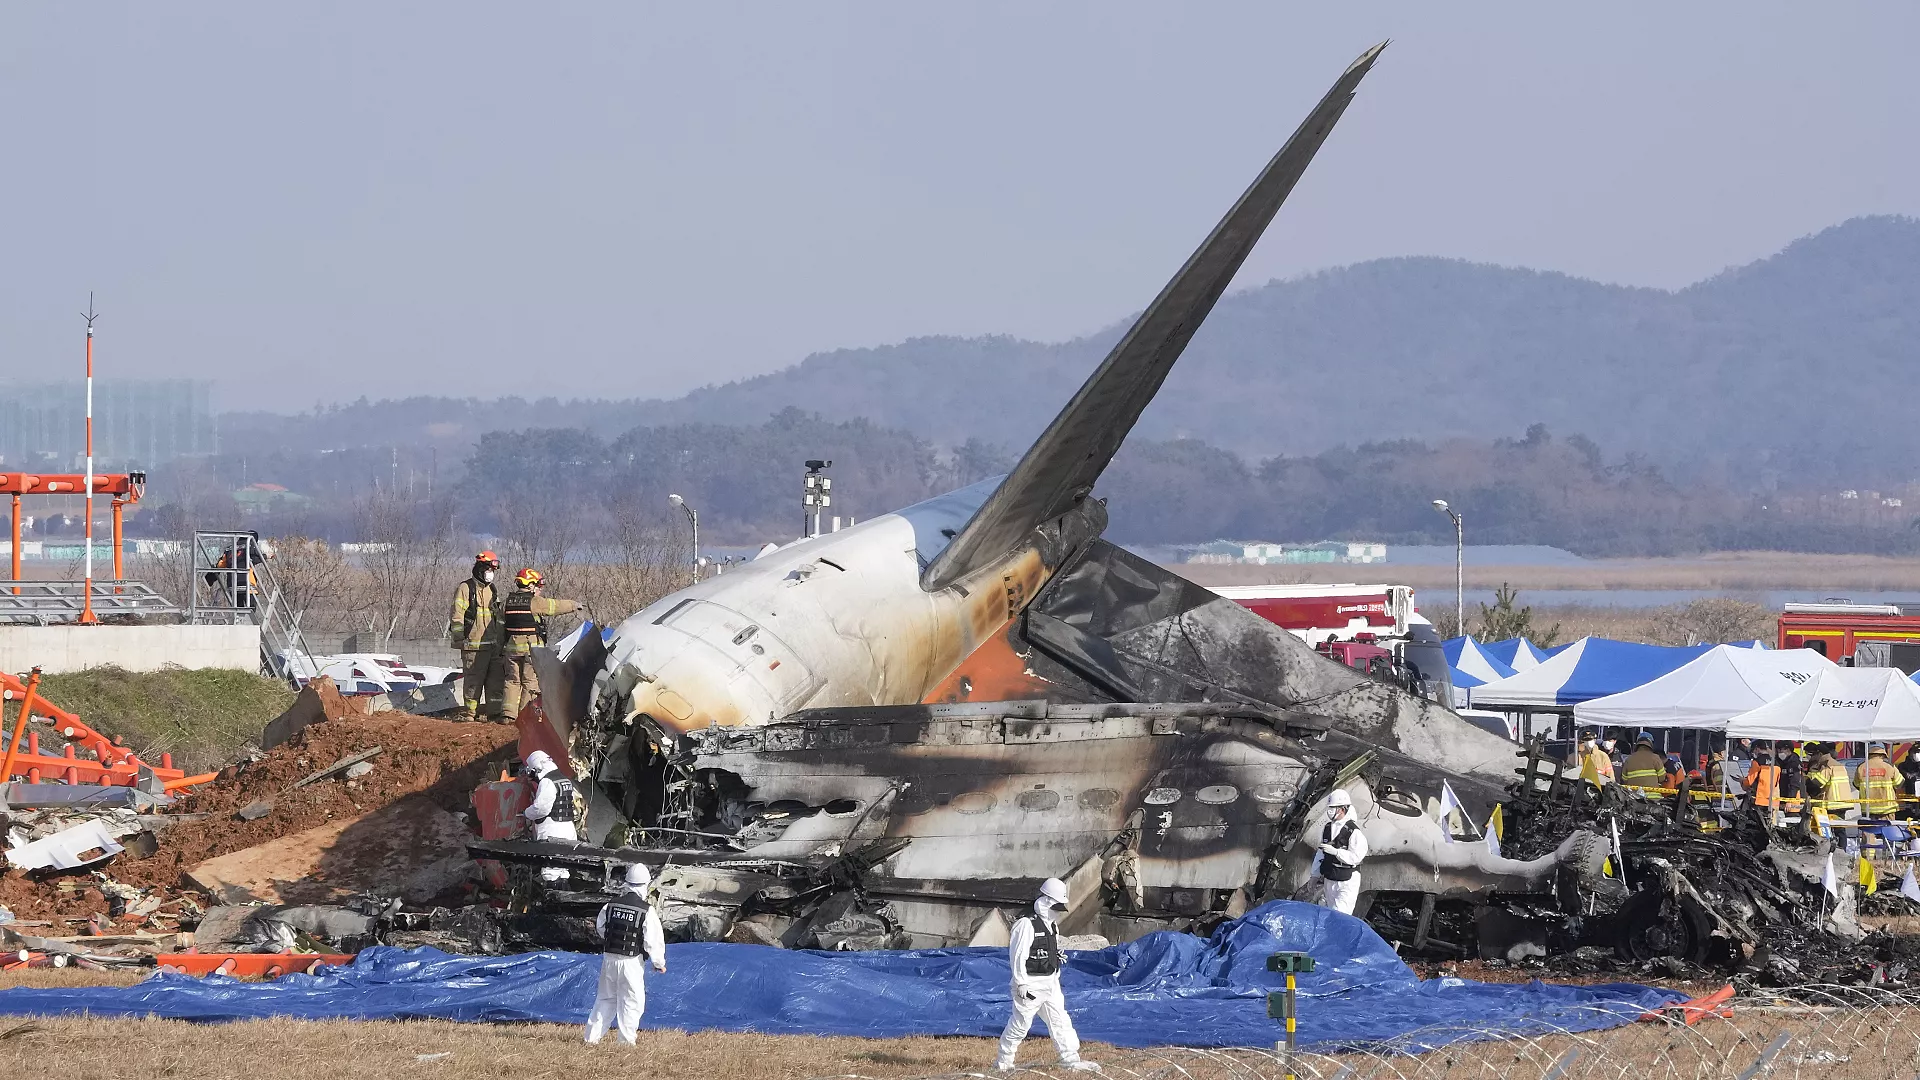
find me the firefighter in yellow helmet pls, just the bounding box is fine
[1857,742,1900,818]
[448,551,505,720]
[499,568,583,721]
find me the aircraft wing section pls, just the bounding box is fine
[922,42,1386,592]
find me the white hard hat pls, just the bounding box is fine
[524,750,555,775]
[624,862,651,887]
[1327,789,1354,809]
[1038,877,1070,908]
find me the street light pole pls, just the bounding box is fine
[1432,499,1463,636]
[668,493,699,586]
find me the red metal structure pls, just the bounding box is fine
[0,668,189,787]
[0,471,145,595]
[1776,602,1920,661]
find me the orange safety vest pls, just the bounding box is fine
[1857,756,1900,816]
[1746,762,1779,809]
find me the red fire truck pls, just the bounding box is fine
[1207,584,1451,702]
[1776,601,1920,663]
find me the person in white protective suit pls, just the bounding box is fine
[1310,788,1368,915]
[584,861,667,1046]
[994,877,1101,1073]
[521,750,579,883]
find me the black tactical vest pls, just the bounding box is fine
[1320,820,1359,882]
[547,777,578,822]
[503,589,545,641]
[1021,914,1062,977]
[603,892,652,957]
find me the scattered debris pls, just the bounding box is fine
[6,819,124,872]
[293,746,384,789]
[237,799,276,821]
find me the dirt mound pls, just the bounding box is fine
[0,713,518,925]
[116,715,519,893]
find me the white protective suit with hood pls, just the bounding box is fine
[996,882,1097,1072]
[584,864,667,1045]
[1309,796,1368,915]
[522,750,578,883]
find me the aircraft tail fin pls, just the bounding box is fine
[923,42,1385,592]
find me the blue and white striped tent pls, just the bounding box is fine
[1470,637,1720,709]
[1484,638,1552,672]
[1444,636,1517,690]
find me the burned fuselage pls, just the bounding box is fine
[512,41,1615,953]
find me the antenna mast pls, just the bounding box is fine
[79,295,99,625]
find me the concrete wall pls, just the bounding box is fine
[0,624,262,674]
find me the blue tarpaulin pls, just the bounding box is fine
[0,902,1677,1050]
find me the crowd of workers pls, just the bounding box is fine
[1571,728,1920,822]
[447,550,581,722]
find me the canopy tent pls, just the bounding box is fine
[1444,636,1517,689]
[1485,638,1551,672]
[1469,637,1718,709]
[1724,667,1920,742]
[1573,644,1837,731]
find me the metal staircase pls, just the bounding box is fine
[186,530,316,684]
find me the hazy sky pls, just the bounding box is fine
[2,4,1916,411]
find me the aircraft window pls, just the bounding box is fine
[950,791,996,815]
[1143,787,1182,805]
[823,799,859,816]
[1077,788,1120,811]
[1016,789,1061,812]
[1248,783,1295,804]
[1195,785,1239,805]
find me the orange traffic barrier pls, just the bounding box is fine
[1641,983,1735,1025]
[154,953,353,978]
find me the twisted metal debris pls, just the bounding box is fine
[815,986,1920,1079]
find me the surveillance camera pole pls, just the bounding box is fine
[1432,499,1463,635]
[668,494,699,586]
[803,460,833,538]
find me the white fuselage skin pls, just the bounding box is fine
[597,480,1027,736]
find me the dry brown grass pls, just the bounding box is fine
[2,968,1917,1079]
[1180,551,1920,594]
[0,1014,1000,1080]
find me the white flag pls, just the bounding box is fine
[1823,852,1840,898]
[1484,818,1501,859]
[1609,818,1624,873]
[1901,865,1920,904]
[1436,781,1464,844]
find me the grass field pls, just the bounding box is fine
[6,665,296,774]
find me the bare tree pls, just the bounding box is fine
[1642,597,1773,647]
[355,489,464,646]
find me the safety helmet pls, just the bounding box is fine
[624,862,651,887]
[1870,742,1890,754]
[1038,877,1070,908]
[524,750,555,776]
[516,568,544,589]
[1327,789,1354,809]
[475,550,500,567]
[1636,731,1654,746]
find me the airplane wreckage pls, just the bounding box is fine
[449,44,1891,979]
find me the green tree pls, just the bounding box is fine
[1473,583,1562,646]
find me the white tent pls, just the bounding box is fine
[1723,667,1920,741]
[1573,644,1836,730]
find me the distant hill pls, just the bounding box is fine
[220,216,1920,490]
